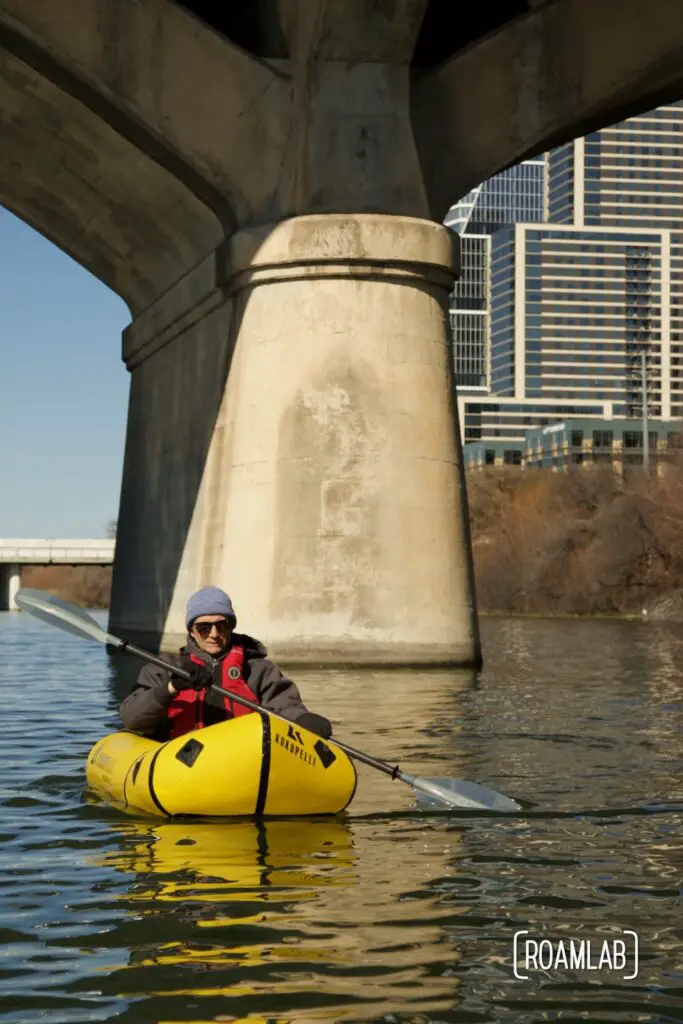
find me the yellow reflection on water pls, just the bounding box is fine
[91,663,474,1020]
[98,818,356,903]
[89,813,462,1018]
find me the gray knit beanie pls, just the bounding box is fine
[185,586,237,630]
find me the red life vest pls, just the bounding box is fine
[167,645,260,739]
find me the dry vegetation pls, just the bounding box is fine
[21,462,683,618]
[468,459,683,618]
[22,565,111,609]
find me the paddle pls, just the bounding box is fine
[14,588,521,812]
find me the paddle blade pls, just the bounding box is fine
[408,774,521,812]
[14,588,122,648]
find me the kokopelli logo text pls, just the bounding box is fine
[513,931,639,981]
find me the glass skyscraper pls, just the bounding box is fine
[445,158,545,390]
[447,159,546,236]
[545,102,683,416]
[486,102,683,422]
[490,223,667,417]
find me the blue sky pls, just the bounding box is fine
[0,207,131,537]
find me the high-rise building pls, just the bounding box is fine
[451,159,547,235]
[487,102,683,423]
[445,158,545,390]
[547,103,683,232]
[489,223,669,417]
[545,101,683,416]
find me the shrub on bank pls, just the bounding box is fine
[468,460,683,616]
[21,565,111,609]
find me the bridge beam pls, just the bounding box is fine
[412,0,683,218]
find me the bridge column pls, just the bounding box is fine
[109,214,480,665]
[1,564,20,612]
[207,214,478,665]
[109,0,481,666]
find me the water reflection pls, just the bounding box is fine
[95,817,357,899]
[451,618,683,814]
[106,647,141,704]
[83,814,464,1020]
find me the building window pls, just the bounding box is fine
[503,449,522,465]
[593,430,613,449]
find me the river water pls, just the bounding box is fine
[0,611,682,1023]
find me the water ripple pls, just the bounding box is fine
[1,611,682,1022]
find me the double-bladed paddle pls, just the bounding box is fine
[15,587,521,813]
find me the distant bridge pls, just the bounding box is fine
[0,539,115,611]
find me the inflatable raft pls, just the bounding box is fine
[85,712,357,818]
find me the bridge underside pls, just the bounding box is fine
[1,0,683,661]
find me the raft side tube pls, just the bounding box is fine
[85,715,357,818]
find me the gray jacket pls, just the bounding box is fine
[119,632,312,740]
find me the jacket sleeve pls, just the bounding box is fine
[119,662,175,737]
[249,659,312,723]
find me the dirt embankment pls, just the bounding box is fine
[468,461,683,618]
[23,461,683,618]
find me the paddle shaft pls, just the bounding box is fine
[15,588,520,811]
[115,639,402,780]
[209,684,401,779]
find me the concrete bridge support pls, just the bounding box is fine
[114,213,476,663]
[0,565,20,612]
[103,0,483,665]
[3,0,683,661]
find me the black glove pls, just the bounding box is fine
[174,663,214,692]
[297,712,332,739]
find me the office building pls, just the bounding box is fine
[463,418,683,473]
[457,393,612,450]
[446,158,546,236]
[485,102,683,433]
[489,222,669,417]
[545,101,683,416]
[445,158,545,390]
[547,102,683,233]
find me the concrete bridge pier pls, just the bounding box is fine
[111,212,480,665]
[203,214,477,666]
[0,565,20,612]
[108,0,483,665]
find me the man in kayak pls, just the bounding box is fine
[119,586,333,742]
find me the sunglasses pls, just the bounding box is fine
[193,619,231,639]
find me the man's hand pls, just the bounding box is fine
[172,663,214,692]
[297,712,333,739]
